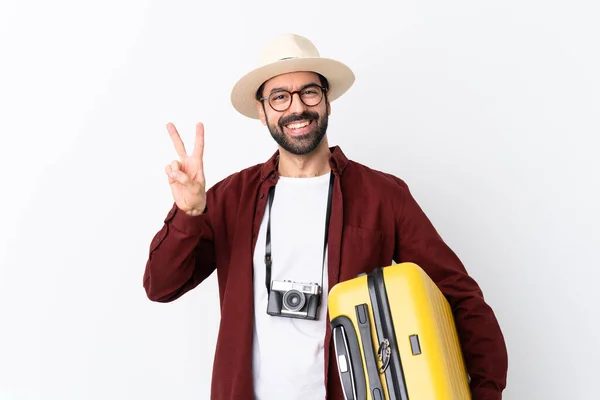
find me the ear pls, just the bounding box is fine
[326,97,331,116]
[257,101,267,125]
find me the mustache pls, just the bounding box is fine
[279,111,319,127]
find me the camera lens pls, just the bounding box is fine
[283,289,306,312]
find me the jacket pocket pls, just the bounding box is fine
[339,225,385,280]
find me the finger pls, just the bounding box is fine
[169,160,182,184]
[167,122,188,159]
[165,164,175,184]
[193,122,205,161]
[169,169,192,186]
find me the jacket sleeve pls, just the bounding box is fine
[392,180,508,399]
[143,192,217,303]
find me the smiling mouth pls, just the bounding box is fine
[285,120,312,130]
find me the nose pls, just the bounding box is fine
[288,92,307,114]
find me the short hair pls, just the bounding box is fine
[255,73,330,101]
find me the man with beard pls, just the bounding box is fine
[143,34,508,400]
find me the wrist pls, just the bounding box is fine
[185,207,206,216]
[168,204,207,236]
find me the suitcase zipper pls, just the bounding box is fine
[367,267,410,400]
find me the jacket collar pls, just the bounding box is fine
[260,145,349,181]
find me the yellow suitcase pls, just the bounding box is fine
[328,262,471,400]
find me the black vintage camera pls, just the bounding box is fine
[266,280,322,320]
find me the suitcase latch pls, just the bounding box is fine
[377,338,391,373]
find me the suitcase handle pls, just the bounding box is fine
[331,316,367,400]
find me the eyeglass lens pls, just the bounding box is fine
[268,85,323,111]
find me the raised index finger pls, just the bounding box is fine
[193,122,205,161]
[167,122,187,159]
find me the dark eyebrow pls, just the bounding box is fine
[268,82,320,95]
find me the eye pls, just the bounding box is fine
[270,92,289,103]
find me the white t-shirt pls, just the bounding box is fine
[252,172,332,400]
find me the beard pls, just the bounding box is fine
[266,109,328,155]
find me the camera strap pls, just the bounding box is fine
[264,171,335,294]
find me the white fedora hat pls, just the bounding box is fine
[231,33,355,119]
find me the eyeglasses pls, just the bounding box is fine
[261,84,327,112]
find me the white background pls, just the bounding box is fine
[1,0,598,399]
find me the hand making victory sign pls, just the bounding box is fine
[165,122,207,216]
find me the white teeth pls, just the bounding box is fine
[287,120,310,129]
